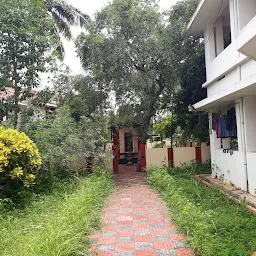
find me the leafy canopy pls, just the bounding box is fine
[76,0,176,142]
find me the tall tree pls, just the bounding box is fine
[76,0,176,146]
[0,0,58,128]
[166,0,209,143]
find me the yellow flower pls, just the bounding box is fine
[10,167,24,180]
[0,166,3,173]
[27,174,35,180]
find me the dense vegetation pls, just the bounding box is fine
[0,170,112,256]
[147,164,256,256]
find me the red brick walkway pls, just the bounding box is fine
[89,165,194,256]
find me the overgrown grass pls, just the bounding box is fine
[147,164,256,256]
[0,170,112,256]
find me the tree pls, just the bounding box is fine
[45,0,90,57]
[166,0,209,143]
[0,0,58,129]
[67,75,109,122]
[154,115,178,147]
[76,0,177,170]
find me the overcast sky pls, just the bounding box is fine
[61,0,179,74]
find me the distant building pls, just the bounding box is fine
[0,87,57,123]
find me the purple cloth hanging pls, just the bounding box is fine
[218,115,229,138]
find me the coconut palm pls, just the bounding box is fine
[46,0,90,57]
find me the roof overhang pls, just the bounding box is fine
[187,0,229,36]
[193,73,256,112]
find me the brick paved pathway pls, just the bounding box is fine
[89,165,194,256]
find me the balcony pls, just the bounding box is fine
[237,15,256,60]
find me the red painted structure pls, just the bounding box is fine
[195,146,202,163]
[112,128,120,173]
[167,148,174,168]
[139,143,146,172]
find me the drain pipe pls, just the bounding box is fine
[240,97,249,192]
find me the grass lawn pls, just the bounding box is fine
[0,171,112,256]
[147,164,256,256]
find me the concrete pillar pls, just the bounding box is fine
[204,25,216,67]
[215,17,224,55]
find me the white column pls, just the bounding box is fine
[215,17,224,55]
[204,25,216,77]
[229,0,239,40]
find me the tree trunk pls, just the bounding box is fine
[13,59,19,129]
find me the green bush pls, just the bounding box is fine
[25,106,108,187]
[147,165,256,256]
[0,127,41,198]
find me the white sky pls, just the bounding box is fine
[62,0,179,74]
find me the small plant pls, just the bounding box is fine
[0,127,41,198]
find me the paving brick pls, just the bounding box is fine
[135,250,156,256]
[98,244,115,252]
[97,252,115,256]
[118,225,133,231]
[154,241,174,250]
[101,231,117,237]
[135,242,154,250]
[170,234,187,241]
[98,237,116,244]
[115,251,135,256]
[134,235,153,242]
[150,224,166,229]
[116,236,134,242]
[176,248,195,256]
[173,241,190,249]
[153,235,170,242]
[156,249,177,256]
[115,242,135,251]
[134,229,151,236]
[116,230,134,237]
[151,229,169,235]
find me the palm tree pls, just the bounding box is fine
[45,0,90,57]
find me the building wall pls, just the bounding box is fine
[214,149,246,190]
[146,148,168,168]
[173,147,196,167]
[201,146,211,163]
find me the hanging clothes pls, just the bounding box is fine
[226,107,237,137]
[218,115,229,138]
[212,113,218,131]
[216,115,220,138]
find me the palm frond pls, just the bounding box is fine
[51,9,72,39]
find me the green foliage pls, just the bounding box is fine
[0,0,58,128]
[25,106,108,185]
[76,0,177,143]
[147,164,256,256]
[0,127,41,199]
[0,170,112,255]
[166,0,209,143]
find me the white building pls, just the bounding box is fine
[188,0,256,195]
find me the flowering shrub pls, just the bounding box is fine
[0,127,41,198]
